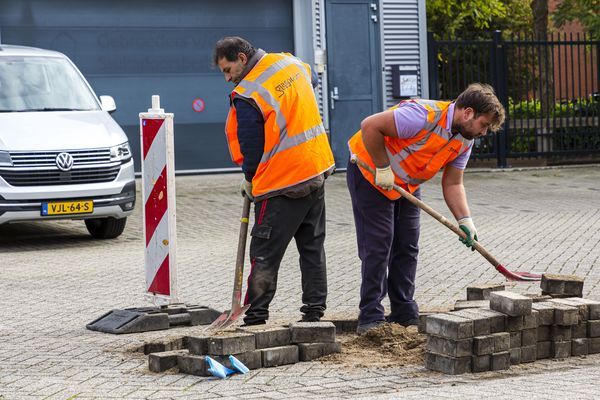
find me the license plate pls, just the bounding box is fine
[41,200,94,216]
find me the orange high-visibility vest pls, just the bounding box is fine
[225,53,334,197]
[348,99,472,200]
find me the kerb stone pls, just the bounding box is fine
[149,350,188,372]
[425,352,471,375]
[261,345,299,367]
[237,326,291,349]
[425,313,473,340]
[289,322,335,343]
[207,333,255,355]
[572,338,589,356]
[489,291,532,317]
[298,342,341,361]
[466,284,505,300]
[426,336,473,358]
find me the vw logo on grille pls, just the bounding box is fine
[55,152,74,171]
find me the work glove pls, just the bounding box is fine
[374,165,395,191]
[458,217,478,251]
[240,178,254,201]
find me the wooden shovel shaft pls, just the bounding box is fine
[232,196,252,309]
[350,157,502,268]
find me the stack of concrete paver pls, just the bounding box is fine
[423,274,600,375]
[147,321,341,375]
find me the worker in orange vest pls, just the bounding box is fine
[347,83,505,334]
[214,37,335,326]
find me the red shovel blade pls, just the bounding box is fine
[496,264,542,281]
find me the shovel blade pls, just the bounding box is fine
[219,304,251,330]
[496,264,542,281]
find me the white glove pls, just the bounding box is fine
[240,178,254,201]
[458,217,478,250]
[374,165,395,191]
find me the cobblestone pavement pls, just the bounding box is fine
[1,165,600,399]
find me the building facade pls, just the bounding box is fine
[0,0,428,171]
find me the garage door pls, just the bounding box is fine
[0,0,294,171]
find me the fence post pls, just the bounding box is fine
[491,30,509,168]
[427,32,440,99]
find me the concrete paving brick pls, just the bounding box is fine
[207,333,255,356]
[475,308,507,333]
[566,298,600,320]
[491,332,510,352]
[572,338,589,356]
[220,350,262,370]
[550,298,589,321]
[510,332,522,349]
[553,305,579,326]
[532,303,556,326]
[426,335,473,358]
[506,315,524,332]
[466,284,505,301]
[148,350,188,372]
[426,314,473,340]
[237,326,291,349]
[522,329,537,347]
[176,354,209,377]
[589,338,600,354]
[324,319,358,334]
[537,325,551,342]
[289,322,335,343]
[186,336,208,355]
[449,310,491,336]
[261,345,299,367]
[297,342,341,361]
[509,348,521,365]
[471,355,491,372]
[490,291,532,317]
[587,320,600,338]
[541,274,584,297]
[521,345,537,363]
[425,352,471,375]
[490,352,510,371]
[537,341,552,359]
[453,300,490,310]
[573,322,588,339]
[552,340,572,358]
[551,325,572,341]
[523,310,539,329]
[472,336,494,356]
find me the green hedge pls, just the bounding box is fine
[508,95,599,119]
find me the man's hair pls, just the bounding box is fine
[213,36,256,66]
[455,83,506,132]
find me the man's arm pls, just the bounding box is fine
[361,110,398,168]
[234,98,264,181]
[441,165,471,219]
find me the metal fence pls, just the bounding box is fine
[428,31,600,167]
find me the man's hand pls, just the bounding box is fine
[458,217,478,251]
[375,165,395,191]
[240,179,254,201]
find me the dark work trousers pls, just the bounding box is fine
[346,161,421,325]
[243,185,328,324]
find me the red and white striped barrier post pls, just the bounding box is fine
[139,95,178,306]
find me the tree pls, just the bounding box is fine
[552,0,600,39]
[426,0,508,39]
[531,0,553,117]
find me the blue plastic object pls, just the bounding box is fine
[205,356,235,379]
[229,355,250,374]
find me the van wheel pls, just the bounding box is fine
[85,217,127,239]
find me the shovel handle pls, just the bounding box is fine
[232,195,252,308]
[350,156,502,268]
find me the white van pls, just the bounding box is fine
[0,45,135,238]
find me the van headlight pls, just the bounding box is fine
[0,151,12,167]
[110,142,132,163]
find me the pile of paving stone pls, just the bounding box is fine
[421,274,600,374]
[147,322,341,375]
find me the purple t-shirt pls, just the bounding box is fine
[392,102,472,170]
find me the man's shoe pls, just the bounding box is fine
[356,320,384,335]
[386,316,419,327]
[299,313,321,323]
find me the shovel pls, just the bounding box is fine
[208,195,252,331]
[350,156,541,281]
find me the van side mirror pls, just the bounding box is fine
[99,95,117,113]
